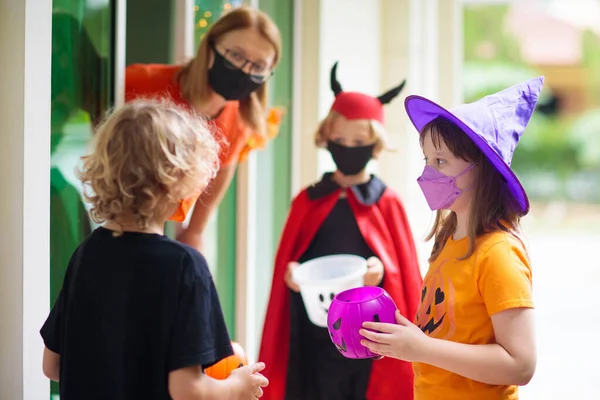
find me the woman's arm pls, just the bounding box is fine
[418,307,536,385]
[42,347,60,382]
[177,163,237,251]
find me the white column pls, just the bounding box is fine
[377,0,430,269]
[114,0,128,107]
[317,0,382,177]
[377,0,463,271]
[292,0,322,192]
[234,0,261,364]
[377,0,416,207]
[173,0,196,64]
[438,0,463,107]
[0,0,52,399]
[235,154,258,361]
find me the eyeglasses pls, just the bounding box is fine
[211,43,274,84]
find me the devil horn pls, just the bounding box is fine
[377,79,407,105]
[330,61,343,96]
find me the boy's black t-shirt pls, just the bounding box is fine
[40,227,233,400]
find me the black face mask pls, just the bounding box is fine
[208,46,263,101]
[327,140,374,176]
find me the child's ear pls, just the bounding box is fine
[371,140,385,159]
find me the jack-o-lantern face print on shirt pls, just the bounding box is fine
[415,259,456,340]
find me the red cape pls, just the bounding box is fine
[258,186,423,400]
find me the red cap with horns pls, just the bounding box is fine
[329,62,407,124]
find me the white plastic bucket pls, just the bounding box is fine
[292,254,367,327]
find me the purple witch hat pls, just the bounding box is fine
[404,76,545,214]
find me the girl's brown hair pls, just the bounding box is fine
[77,98,220,229]
[422,117,526,262]
[178,6,281,136]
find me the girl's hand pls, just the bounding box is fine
[359,310,429,362]
[284,262,300,292]
[363,257,384,286]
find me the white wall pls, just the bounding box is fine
[377,0,463,271]
[376,0,434,270]
[172,0,195,64]
[0,0,52,399]
[292,0,321,193]
[291,0,463,272]
[317,0,382,176]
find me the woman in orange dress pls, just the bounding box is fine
[125,6,283,251]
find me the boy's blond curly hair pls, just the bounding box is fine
[77,97,221,229]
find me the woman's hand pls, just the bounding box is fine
[284,262,300,292]
[363,257,384,286]
[359,310,429,362]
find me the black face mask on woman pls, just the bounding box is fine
[327,140,375,176]
[208,44,263,101]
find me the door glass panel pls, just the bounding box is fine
[193,1,246,335]
[50,1,114,398]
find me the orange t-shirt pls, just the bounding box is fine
[124,64,281,166]
[413,231,534,400]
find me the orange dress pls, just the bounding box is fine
[124,63,282,166]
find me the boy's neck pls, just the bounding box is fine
[332,169,370,188]
[103,219,165,235]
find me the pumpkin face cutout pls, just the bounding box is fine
[204,341,249,379]
[327,286,397,359]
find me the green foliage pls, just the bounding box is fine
[463,61,543,103]
[194,0,246,46]
[463,4,523,65]
[582,29,600,106]
[568,108,600,169]
[512,114,580,179]
[463,3,600,202]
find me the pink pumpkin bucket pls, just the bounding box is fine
[327,286,398,359]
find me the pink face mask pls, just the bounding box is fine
[417,163,478,210]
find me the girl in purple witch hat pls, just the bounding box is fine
[359,76,544,399]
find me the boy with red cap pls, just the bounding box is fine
[259,62,423,400]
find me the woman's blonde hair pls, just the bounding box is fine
[178,6,281,136]
[313,111,392,156]
[421,117,526,262]
[77,98,220,229]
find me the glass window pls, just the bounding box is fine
[50,1,114,398]
[193,0,247,335]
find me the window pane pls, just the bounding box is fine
[192,1,247,328]
[50,2,114,398]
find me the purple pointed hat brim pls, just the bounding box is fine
[405,96,530,214]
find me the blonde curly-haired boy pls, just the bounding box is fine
[40,98,268,400]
